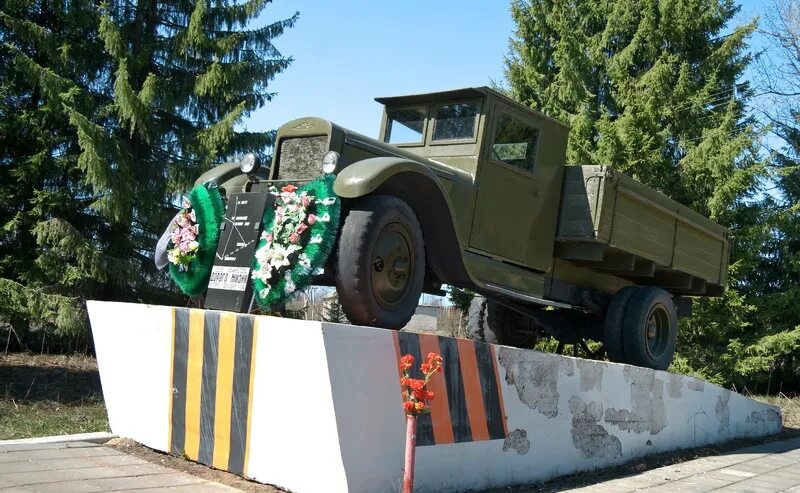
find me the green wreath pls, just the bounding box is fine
[168,185,225,297]
[251,175,340,311]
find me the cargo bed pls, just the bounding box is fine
[555,165,729,296]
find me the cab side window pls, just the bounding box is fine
[491,113,539,172]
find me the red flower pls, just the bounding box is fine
[400,377,410,388]
[414,401,427,413]
[412,389,436,402]
[420,363,430,373]
[399,354,414,370]
[403,401,414,413]
[408,379,425,391]
[281,184,298,193]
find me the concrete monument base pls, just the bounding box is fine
[87,301,781,493]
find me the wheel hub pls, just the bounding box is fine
[371,224,415,309]
[644,304,670,359]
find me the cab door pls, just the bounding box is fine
[468,104,564,272]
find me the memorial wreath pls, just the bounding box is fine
[167,185,225,297]
[251,175,340,311]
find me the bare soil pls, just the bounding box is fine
[106,438,285,492]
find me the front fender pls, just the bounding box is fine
[333,157,445,198]
[333,156,473,286]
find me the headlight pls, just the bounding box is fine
[240,153,260,174]
[321,151,339,174]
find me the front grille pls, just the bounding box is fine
[276,136,328,180]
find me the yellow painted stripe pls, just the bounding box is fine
[184,309,205,461]
[167,308,176,451]
[243,317,259,474]
[212,312,237,470]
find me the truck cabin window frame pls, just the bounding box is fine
[430,100,481,144]
[490,113,540,173]
[385,106,428,146]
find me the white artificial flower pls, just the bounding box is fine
[312,267,325,276]
[259,287,271,298]
[318,213,331,223]
[321,197,336,205]
[309,234,323,244]
[285,277,296,294]
[297,253,311,268]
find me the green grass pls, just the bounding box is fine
[0,354,109,440]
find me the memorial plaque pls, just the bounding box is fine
[204,191,271,312]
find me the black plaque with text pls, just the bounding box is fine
[204,192,270,312]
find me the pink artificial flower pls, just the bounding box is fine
[276,205,284,216]
[179,240,191,252]
[296,222,308,235]
[301,195,311,207]
[265,233,274,242]
[307,214,317,225]
[289,233,300,244]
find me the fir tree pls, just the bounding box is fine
[505,0,770,386]
[322,292,347,324]
[0,0,296,347]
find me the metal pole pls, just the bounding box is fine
[403,415,417,493]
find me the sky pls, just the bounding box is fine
[246,0,515,139]
[246,0,776,142]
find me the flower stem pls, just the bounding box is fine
[403,415,417,493]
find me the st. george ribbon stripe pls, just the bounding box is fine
[397,331,508,446]
[169,308,257,476]
[397,332,435,446]
[475,341,506,440]
[197,311,220,466]
[228,314,255,476]
[438,337,472,443]
[170,308,190,456]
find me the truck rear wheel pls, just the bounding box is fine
[467,296,538,347]
[621,287,678,370]
[334,195,425,329]
[603,286,638,363]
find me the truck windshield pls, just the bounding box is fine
[432,101,480,141]
[386,108,426,144]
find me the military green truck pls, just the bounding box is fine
[196,87,729,370]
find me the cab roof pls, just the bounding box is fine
[374,86,569,129]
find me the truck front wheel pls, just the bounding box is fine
[334,195,425,329]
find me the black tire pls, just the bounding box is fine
[621,287,678,370]
[466,296,537,347]
[466,296,493,343]
[604,286,638,363]
[334,195,425,329]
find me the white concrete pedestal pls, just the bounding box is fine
[87,301,781,493]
